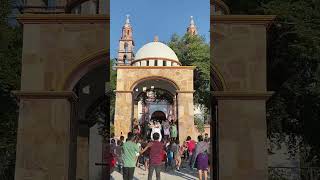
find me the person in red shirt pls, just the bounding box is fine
[186,136,196,168]
[140,132,164,180]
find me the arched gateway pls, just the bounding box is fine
[114,37,196,141]
[12,0,277,180]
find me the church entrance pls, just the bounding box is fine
[131,78,178,140]
[151,111,166,122]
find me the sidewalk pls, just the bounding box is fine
[110,161,211,180]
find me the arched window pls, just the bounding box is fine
[124,42,128,52]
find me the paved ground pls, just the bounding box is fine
[110,161,211,180]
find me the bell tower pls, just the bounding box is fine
[117,15,135,65]
[187,16,198,36]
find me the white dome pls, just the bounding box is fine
[134,42,179,62]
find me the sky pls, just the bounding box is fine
[110,0,210,59]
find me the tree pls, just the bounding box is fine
[109,59,117,123]
[167,33,210,110]
[227,0,320,166]
[0,0,22,179]
[194,115,205,135]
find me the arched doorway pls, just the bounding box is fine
[151,111,166,122]
[72,62,107,180]
[131,78,178,140]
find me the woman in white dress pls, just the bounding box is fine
[150,120,162,142]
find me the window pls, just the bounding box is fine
[146,61,149,66]
[154,60,158,66]
[124,42,128,52]
[163,61,167,66]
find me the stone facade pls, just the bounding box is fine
[114,66,197,141]
[14,15,109,180]
[211,15,275,180]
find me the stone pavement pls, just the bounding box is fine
[110,162,211,180]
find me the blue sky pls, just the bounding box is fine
[110,0,210,59]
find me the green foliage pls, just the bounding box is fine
[0,0,22,179]
[194,115,205,135]
[109,59,117,122]
[167,33,210,109]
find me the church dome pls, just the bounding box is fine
[132,39,181,66]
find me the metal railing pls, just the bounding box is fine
[268,167,320,180]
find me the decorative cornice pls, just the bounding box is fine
[211,91,274,100]
[114,90,132,93]
[176,90,195,93]
[115,66,196,70]
[17,14,110,24]
[211,15,276,26]
[131,57,182,66]
[12,91,78,102]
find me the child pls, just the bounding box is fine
[115,140,123,172]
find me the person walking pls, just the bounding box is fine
[204,133,209,143]
[162,119,170,141]
[165,140,174,171]
[140,133,164,180]
[172,139,183,171]
[170,121,177,141]
[115,140,123,172]
[193,135,209,180]
[122,132,140,180]
[186,136,196,168]
[151,120,162,142]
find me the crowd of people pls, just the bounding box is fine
[109,118,211,180]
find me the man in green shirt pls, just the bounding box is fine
[122,132,139,180]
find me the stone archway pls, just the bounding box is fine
[14,15,109,180]
[211,12,275,180]
[114,66,196,141]
[62,49,108,91]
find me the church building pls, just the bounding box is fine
[113,15,204,141]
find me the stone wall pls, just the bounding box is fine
[211,15,274,180]
[14,98,72,180]
[114,66,195,139]
[19,16,108,91]
[212,23,267,91]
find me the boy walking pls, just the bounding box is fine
[141,132,164,180]
[122,132,139,180]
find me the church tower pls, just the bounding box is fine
[117,15,135,65]
[187,16,198,35]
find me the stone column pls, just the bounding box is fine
[133,101,138,120]
[76,121,89,180]
[213,92,272,180]
[114,91,132,138]
[177,91,196,141]
[13,91,77,180]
